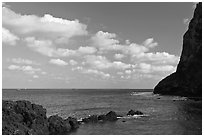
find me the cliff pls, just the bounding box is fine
[154,3,202,97]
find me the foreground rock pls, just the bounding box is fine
[2,100,79,135]
[154,3,202,97]
[127,109,143,116]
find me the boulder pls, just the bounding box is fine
[105,111,118,121]
[65,117,79,129]
[81,111,119,124]
[82,115,98,123]
[98,114,106,121]
[127,109,143,116]
[48,115,71,135]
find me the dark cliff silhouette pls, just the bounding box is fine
[154,3,202,97]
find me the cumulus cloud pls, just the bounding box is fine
[142,38,158,48]
[77,46,97,54]
[2,27,19,45]
[125,70,132,74]
[82,69,110,79]
[114,54,125,60]
[91,31,179,66]
[24,37,97,57]
[132,52,179,65]
[8,65,41,74]
[71,66,83,71]
[91,31,122,51]
[138,62,176,74]
[3,7,87,40]
[33,75,39,79]
[49,59,68,66]
[84,55,131,70]
[69,59,78,65]
[9,58,39,65]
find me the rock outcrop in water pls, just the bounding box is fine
[127,109,143,116]
[154,3,202,97]
[81,111,120,123]
[2,100,79,135]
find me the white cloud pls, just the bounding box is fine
[85,55,111,69]
[72,66,83,71]
[77,46,97,54]
[123,43,149,56]
[3,7,87,39]
[9,58,39,65]
[8,65,20,70]
[82,69,110,79]
[133,52,179,65]
[112,61,131,70]
[91,31,122,51]
[24,37,77,57]
[24,37,97,57]
[41,71,47,75]
[138,62,176,74]
[114,54,125,60]
[33,75,39,79]
[8,65,41,74]
[125,70,132,74]
[69,59,78,65]
[142,38,158,48]
[2,27,19,46]
[84,55,131,70]
[49,59,68,66]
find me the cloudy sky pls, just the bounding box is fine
[2,2,195,89]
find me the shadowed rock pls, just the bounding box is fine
[48,115,71,135]
[81,111,119,123]
[154,3,202,97]
[105,111,118,121]
[2,100,79,135]
[65,117,79,129]
[127,109,143,116]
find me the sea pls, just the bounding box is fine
[2,89,202,135]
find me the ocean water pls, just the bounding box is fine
[2,89,202,135]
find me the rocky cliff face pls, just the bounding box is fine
[154,3,202,97]
[2,100,79,135]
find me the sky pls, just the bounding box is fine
[2,2,196,89]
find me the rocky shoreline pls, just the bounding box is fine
[2,100,144,135]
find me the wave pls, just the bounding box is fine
[117,114,149,119]
[130,92,155,97]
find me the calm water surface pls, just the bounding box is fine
[2,89,202,135]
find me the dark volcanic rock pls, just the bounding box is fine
[48,115,71,135]
[105,111,118,121]
[154,3,202,97]
[65,117,79,129]
[98,114,107,121]
[81,111,119,124]
[127,109,143,116]
[2,100,79,135]
[2,100,49,135]
[82,115,99,123]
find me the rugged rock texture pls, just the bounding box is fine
[2,100,79,135]
[81,111,121,123]
[154,3,202,97]
[127,109,143,116]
